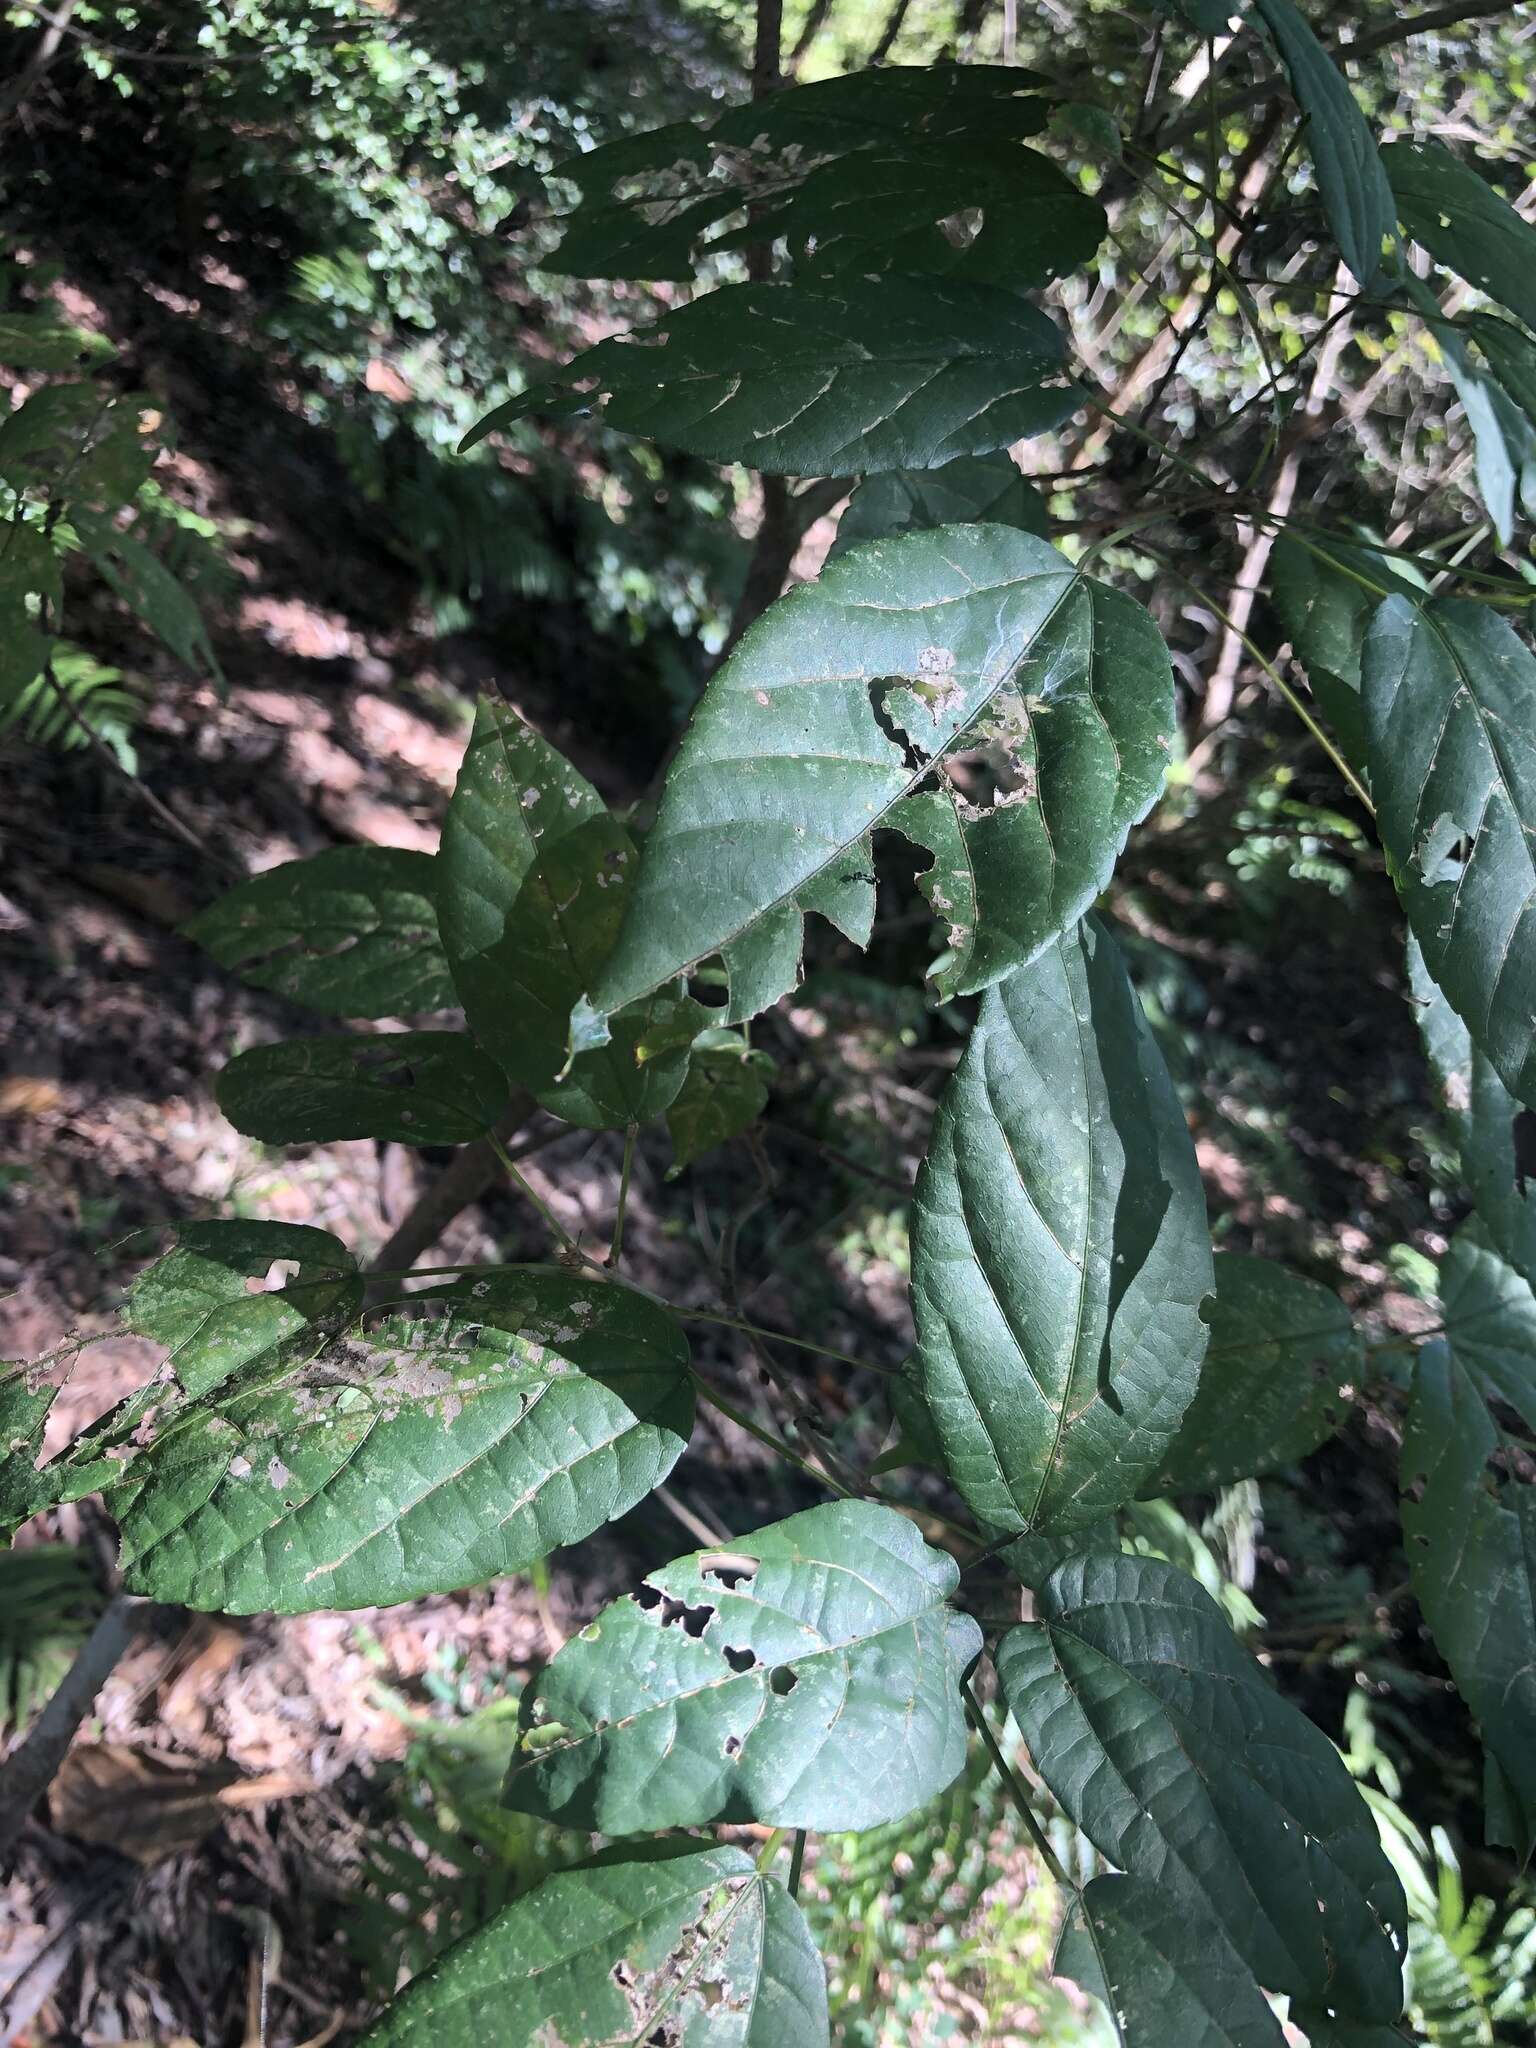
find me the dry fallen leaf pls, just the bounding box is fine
[49,1743,309,1864]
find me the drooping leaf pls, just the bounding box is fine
[584,525,1174,1033]
[1470,314,1536,422]
[665,1032,773,1173]
[115,1271,693,1615]
[1402,1338,1536,1865]
[1383,142,1536,334]
[1409,934,1536,1289]
[125,1220,360,1400]
[1362,597,1536,1109]
[1438,1223,1536,1436]
[360,1842,828,2047]
[1148,1252,1360,1494]
[1054,1874,1288,2048]
[73,513,221,678]
[215,1032,507,1146]
[1251,0,1394,286]
[184,847,455,1019]
[505,1499,981,1834]
[1000,1553,1408,2016]
[1268,533,1419,771]
[911,917,1211,1534]
[1399,270,1535,544]
[829,453,1048,562]
[463,275,1077,475]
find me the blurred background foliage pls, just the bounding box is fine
[2,0,1535,2041]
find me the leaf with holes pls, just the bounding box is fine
[1252,0,1394,286]
[215,1033,507,1146]
[829,453,1048,563]
[1268,534,1420,772]
[665,1033,773,1174]
[582,524,1173,1037]
[126,1220,360,1400]
[463,275,1077,475]
[1054,1874,1288,2048]
[1384,141,1536,334]
[360,1841,827,2047]
[1403,1338,1536,1865]
[1363,597,1536,1109]
[1148,1252,1360,1494]
[1000,1553,1408,2016]
[184,847,454,1019]
[504,1499,981,1834]
[1410,934,1536,1289]
[912,916,1211,1534]
[114,1271,693,1615]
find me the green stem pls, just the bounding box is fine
[961,1679,1073,1890]
[610,1124,638,1267]
[488,1134,595,1264]
[683,1307,899,1376]
[690,1372,854,1497]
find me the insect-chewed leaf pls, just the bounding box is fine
[912,917,1211,1534]
[1411,935,1536,1289]
[1,1367,62,1535]
[504,1499,981,1834]
[359,1843,827,2047]
[463,275,1076,475]
[126,1220,360,1400]
[215,1032,507,1146]
[1251,0,1394,287]
[1438,1224,1536,1435]
[184,847,454,1019]
[1383,141,1536,335]
[1000,1553,1408,2017]
[1363,597,1536,1109]
[1268,535,1420,772]
[830,453,1048,562]
[583,525,1174,1035]
[1054,1874,1288,2048]
[1148,1252,1360,1494]
[1403,1338,1536,1865]
[114,1271,693,1615]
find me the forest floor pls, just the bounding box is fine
[0,236,1455,2048]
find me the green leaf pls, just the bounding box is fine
[1402,1338,1536,1864]
[73,513,221,679]
[1409,934,1536,1289]
[1363,597,1536,1109]
[116,1271,693,1615]
[0,387,154,506]
[1469,314,1536,422]
[1000,1553,1408,2016]
[505,1499,981,1834]
[586,525,1174,1031]
[464,276,1077,475]
[1,1366,60,1535]
[125,1220,361,1400]
[912,917,1212,1534]
[215,1032,507,1146]
[1399,270,1535,544]
[1268,534,1419,771]
[359,1842,827,2047]
[1055,1874,1288,2048]
[1383,142,1536,334]
[829,453,1048,562]
[0,312,114,371]
[1251,0,1394,287]
[1439,1223,1536,1435]
[665,1034,773,1173]
[539,991,707,1133]
[1148,1251,1360,1493]
[184,847,455,1019]
[439,696,638,1097]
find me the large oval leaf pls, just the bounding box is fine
[1149,1252,1360,1494]
[361,1843,827,2047]
[1409,935,1536,1290]
[1383,141,1536,334]
[115,1271,693,1614]
[464,275,1076,475]
[1055,1874,1287,2048]
[1403,1338,1536,1865]
[215,1031,507,1146]
[1439,1224,1536,1435]
[912,916,1211,1534]
[1363,597,1536,1109]
[1000,1553,1408,2017]
[504,1499,981,1834]
[1251,0,1393,287]
[185,847,453,1019]
[586,525,1174,1030]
